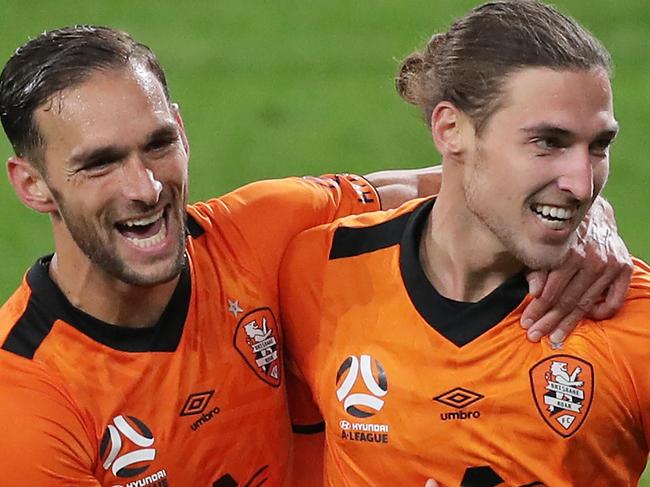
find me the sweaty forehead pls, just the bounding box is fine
[34,65,172,149]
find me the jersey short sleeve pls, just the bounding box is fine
[601,258,650,446]
[0,351,99,485]
[280,225,338,487]
[187,175,379,284]
[279,220,337,425]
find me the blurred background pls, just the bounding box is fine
[0,0,648,482]
[1,1,649,298]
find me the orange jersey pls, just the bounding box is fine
[280,198,650,487]
[0,175,379,486]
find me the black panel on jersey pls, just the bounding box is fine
[329,211,411,259]
[2,292,57,359]
[400,199,528,347]
[2,255,191,357]
[292,421,326,434]
[186,212,205,238]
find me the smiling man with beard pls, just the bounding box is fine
[0,23,633,485]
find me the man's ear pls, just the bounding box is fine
[430,102,465,159]
[171,103,190,158]
[7,156,57,213]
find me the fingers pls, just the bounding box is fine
[524,262,615,342]
[425,480,439,487]
[525,270,548,298]
[547,308,585,344]
[524,259,632,343]
[588,264,633,320]
[521,253,581,330]
[525,305,585,343]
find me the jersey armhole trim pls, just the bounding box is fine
[292,422,326,435]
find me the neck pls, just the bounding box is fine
[49,252,179,329]
[420,183,524,303]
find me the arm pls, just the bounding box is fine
[365,165,442,210]
[201,175,381,285]
[287,367,324,487]
[365,166,631,342]
[0,355,99,485]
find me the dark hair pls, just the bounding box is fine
[0,25,170,167]
[396,0,611,133]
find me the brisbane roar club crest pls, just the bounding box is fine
[529,355,594,438]
[234,308,281,387]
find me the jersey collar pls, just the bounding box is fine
[399,199,529,347]
[15,254,191,354]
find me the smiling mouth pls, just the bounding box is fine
[530,203,576,230]
[115,207,168,248]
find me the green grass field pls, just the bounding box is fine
[1,0,649,483]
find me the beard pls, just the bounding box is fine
[462,150,576,271]
[53,188,188,287]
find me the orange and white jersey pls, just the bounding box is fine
[0,175,379,486]
[280,197,650,487]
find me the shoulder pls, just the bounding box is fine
[279,197,429,314]
[0,276,31,342]
[284,196,429,263]
[605,258,650,327]
[187,174,380,235]
[628,257,650,296]
[0,347,66,394]
[0,348,94,445]
[593,258,650,365]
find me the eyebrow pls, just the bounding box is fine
[69,122,180,167]
[69,145,129,168]
[143,123,180,147]
[520,123,619,140]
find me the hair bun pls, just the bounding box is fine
[395,52,425,105]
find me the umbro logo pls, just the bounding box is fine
[434,387,484,421]
[180,390,214,416]
[434,387,484,409]
[180,390,221,431]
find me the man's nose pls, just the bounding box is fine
[120,156,163,205]
[556,148,594,202]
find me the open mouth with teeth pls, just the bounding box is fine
[115,207,168,249]
[530,203,575,229]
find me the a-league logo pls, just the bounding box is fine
[100,415,156,478]
[336,354,388,418]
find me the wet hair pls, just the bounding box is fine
[0,25,170,168]
[395,0,611,133]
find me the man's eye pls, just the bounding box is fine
[146,138,176,153]
[83,159,116,173]
[532,136,563,151]
[590,138,613,156]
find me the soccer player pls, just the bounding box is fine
[0,23,631,485]
[280,1,650,485]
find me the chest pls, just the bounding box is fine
[309,315,644,486]
[47,269,289,486]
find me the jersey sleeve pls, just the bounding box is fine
[0,352,99,485]
[279,221,336,421]
[286,364,325,487]
[188,175,379,283]
[601,259,650,445]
